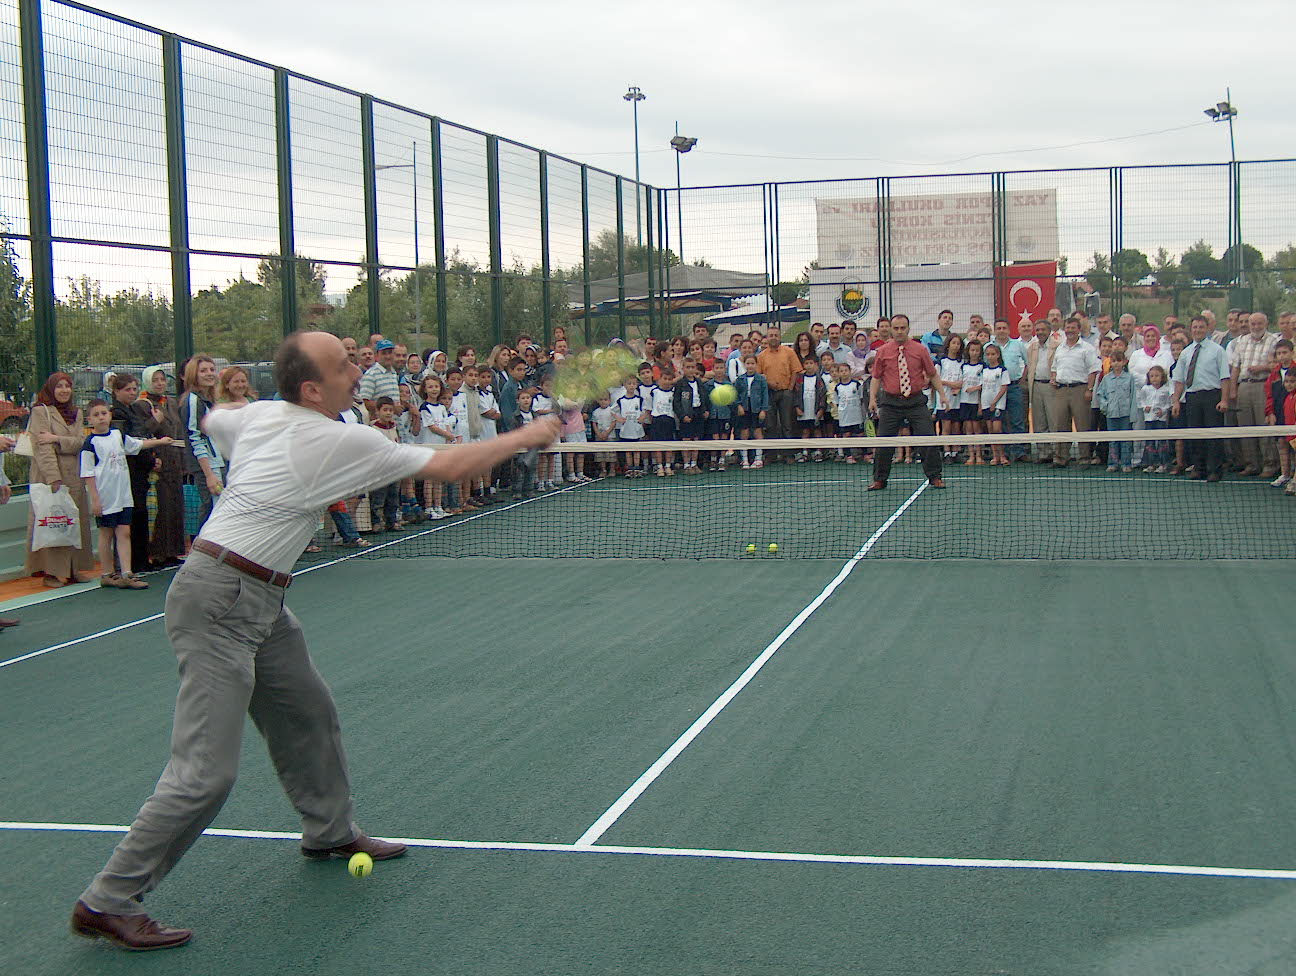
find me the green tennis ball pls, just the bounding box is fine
[746,544,756,554]
[709,383,737,407]
[348,852,373,878]
[768,543,779,554]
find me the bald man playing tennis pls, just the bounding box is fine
[71,331,559,950]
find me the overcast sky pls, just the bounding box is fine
[102,0,1292,189]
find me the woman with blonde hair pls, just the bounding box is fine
[179,355,224,530]
[215,365,255,406]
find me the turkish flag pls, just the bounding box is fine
[995,261,1057,338]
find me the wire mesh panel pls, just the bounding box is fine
[882,173,996,328]
[287,77,364,265]
[0,233,33,400]
[584,169,618,343]
[497,140,541,275]
[620,178,647,273]
[181,44,277,258]
[0,0,26,237]
[1238,160,1296,283]
[51,242,172,388]
[546,156,584,327]
[784,178,878,332]
[1003,167,1110,327]
[189,252,285,362]
[443,268,489,352]
[1121,164,1231,322]
[372,103,429,271]
[440,123,488,272]
[43,2,167,248]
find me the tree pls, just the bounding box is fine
[1180,240,1222,285]
[568,228,683,281]
[1151,247,1181,290]
[192,275,277,361]
[103,288,173,366]
[1269,244,1296,289]
[1083,252,1111,293]
[1111,249,1151,285]
[0,229,33,398]
[1219,243,1264,283]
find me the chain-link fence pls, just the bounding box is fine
[0,0,653,424]
[662,159,1296,342]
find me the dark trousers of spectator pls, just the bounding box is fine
[1091,408,1109,465]
[873,391,941,484]
[328,507,360,543]
[1005,383,1027,459]
[767,388,796,456]
[369,482,399,528]
[126,455,152,572]
[1183,389,1225,475]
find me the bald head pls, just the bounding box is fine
[276,331,359,415]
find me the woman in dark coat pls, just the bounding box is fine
[141,368,186,567]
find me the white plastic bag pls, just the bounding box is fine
[30,483,82,551]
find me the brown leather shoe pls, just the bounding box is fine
[928,478,947,489]
[0,617,18,628]
[866,481,887,491]
[70,900,192,951]
[301,833,407,861]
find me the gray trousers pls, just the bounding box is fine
[1236,380,1278,470]
[81,550,357,916]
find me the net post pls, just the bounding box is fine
[486,134,504,347]
[162,34,193,362]
[430,117,448,352]
[581,162,592,347]
[19,0,56,380]
[360,94,381,338]
[616,176,626,340]
[273,68,297,337]
[540,150,552,348]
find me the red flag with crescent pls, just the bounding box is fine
[995,262,1057,337]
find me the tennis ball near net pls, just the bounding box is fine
[709,384,737,407]
[745,543,756,554]
[768,543,779,554]
[348,852,373,878]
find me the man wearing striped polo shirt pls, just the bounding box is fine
[359,338,401,417]
[1228,311,1279,477]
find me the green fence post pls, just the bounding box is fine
[19,0,56,379]
[539,151,551,347]
[645,184,656,335]
[360,95,381,337]
[486,134,503,346]
[162,35,193,363]
[431,118,448,351]
[273,69,297,336]
[580,163,592,347]
[616,176,626,338]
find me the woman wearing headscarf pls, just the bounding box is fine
[109,372,157,574]
[141,368,186,567]
[424,349,448,381]
[25,372,96,586]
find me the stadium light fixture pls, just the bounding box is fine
[670,125,698,262]
[1203,90,1241,283]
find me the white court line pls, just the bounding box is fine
[2,822,1293,882]
[586,478,862,492]
[573,481,929,848]
[0,481,595,672]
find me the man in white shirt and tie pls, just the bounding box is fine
[1171,315,1230,481]
[1048,316,1101,466]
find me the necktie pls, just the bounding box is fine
[1185,344,1201,389]
[897,347,912,397]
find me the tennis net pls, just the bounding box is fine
[302,426,1296,561]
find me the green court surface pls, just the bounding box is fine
[3,484,1296,974]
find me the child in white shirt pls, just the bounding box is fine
[590,392,617,479]
[614,377,647,478]
[80,399,173,589]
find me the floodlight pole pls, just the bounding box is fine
[1205,90,1241,284]
[623,86,645,247]
[669,123,697,265]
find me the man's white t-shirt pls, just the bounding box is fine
[202,401,429,573]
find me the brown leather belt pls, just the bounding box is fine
[192,539,292,588]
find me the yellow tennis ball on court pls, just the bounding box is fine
[746,543,756,554]
[348,852,373,878]
[709,383,737,407]
[768,543,779,554]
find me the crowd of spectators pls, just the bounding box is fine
[5,308,1293,584]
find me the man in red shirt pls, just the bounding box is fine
[868,313,946,489]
